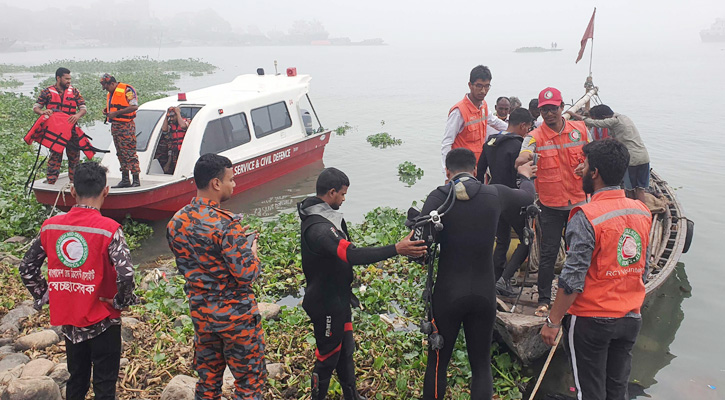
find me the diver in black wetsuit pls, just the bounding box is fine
[421,148,536,400]
[298,167,426,400]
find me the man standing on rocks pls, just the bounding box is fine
[167,153,266,399]
[100,73,140,188]
[298,167,427,400]
[19,161,138,400]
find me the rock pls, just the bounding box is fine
[121,317,141,343]
[119,358,129,368]
[14,330,59,351]
[0,376,62,400]
[0,324,18,337]
[0,339,11,347]
[160,374,196,400]
[139,268,165,291]
[3,236,29,244]
[0,353,29,372]
[0,346,14,359]
[0,254,21,267]
[20,358,55,377]
[173,315,192,329]
[48,364,69,387]
[0,305,37,332]
[258,302,281,320]
[0,365,23,385]
[266,363,284,380]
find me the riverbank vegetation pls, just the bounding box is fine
[1,207,530,399]
[0,58,216,252]
[0,58,530,399]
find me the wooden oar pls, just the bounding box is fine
[528,329,563,400]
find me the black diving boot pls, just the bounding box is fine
[131,173,141,187]
[342,384,367,400]
[311,373,330,400]
[112,171,131,188]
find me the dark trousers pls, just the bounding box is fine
[423,295,496,400]
[311,310,357,394]
[493,215,529,282]
[65,324,121,400]
[563,315,642,400]
[537,205,570,305]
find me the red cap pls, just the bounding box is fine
[538,87,563,107]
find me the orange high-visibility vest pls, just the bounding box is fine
[450,95,489,162]
[567,189,652,318]
[531,120,589,207]
[106,82,136,123]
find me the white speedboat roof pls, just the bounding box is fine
[142,73,313,110]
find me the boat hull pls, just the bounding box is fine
[33,132,331,220]
[494,169,691,365]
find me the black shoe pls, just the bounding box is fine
[342,384,367,400]
[112,171,131,188]
[311,373,330,400]
[496,277,516,297]
[131,173,141,187]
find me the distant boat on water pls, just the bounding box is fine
[514,46,563,53]
[701,18,725,42]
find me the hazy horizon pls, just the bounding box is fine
[1,0,724,48]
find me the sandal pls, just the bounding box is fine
[534,304,549,317]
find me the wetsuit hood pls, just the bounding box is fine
[298,196,345,232]
[485,132,524,147]
[437,173,481,201]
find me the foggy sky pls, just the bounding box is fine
[2,0,724,47]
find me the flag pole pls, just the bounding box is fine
[588,7,596,77]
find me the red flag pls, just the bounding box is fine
[576,8,596,64]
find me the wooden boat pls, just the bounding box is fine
[493,84,695,365]
[32,70,331,220]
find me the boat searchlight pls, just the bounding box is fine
[177,93,187,101]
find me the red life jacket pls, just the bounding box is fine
[593,127,610,140]
[46,85,78,114]
[530,120,589,208]
[24,112,97,159]
[40,207,122,327]
[168,119,188,151]
[567,189,652,318]
[450,95,489,162]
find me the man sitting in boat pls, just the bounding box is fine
[155,106,190,174]
[540,138,652,400]
[567,105,650,203]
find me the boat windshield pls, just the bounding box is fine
[135,110,165,151]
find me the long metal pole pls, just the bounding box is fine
[305,93,323,131]
[588,37,595,77]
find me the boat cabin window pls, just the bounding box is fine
[135,110,165,151]
[251,101,292,138]
[200,112,252,155]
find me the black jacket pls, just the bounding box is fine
[477,133,524,188]
[298,197,396,317]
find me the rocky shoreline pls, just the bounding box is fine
[0,257,284,400]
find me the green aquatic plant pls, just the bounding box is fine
[366,132,402,148]
[334,122,353,136]
[0,78,22,88]
[122,216,154,251]
[398,161,424,186]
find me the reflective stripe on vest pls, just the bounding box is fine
[532,120,589,208]
[46,86,78,114]
[40,207,122,327]
[107,82,136,123]
[567,189,652,318]
[450,95,488,162]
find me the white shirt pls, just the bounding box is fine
[441,97,509,171]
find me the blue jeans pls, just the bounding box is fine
[622,163,650,190]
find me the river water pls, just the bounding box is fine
[2,40,723,398]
